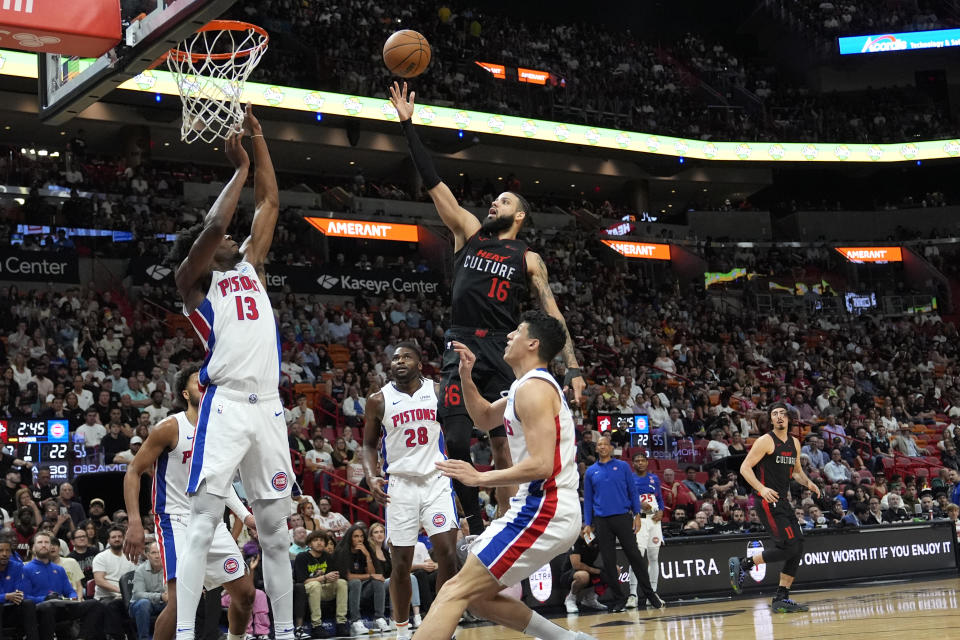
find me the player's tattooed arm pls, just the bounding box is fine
[527,251,585,402]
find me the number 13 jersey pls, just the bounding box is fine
[380,379,446,477]
[184,261,280,393]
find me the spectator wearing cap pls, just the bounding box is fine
[87,498,112,546]
[112,436,143,464]
[106,363,129,396]
[892,425,927,457]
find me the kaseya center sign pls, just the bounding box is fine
[305,217,419,242]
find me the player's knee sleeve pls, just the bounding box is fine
[252,498,294,599]
[442,414,473,462]
[782,537,804,577]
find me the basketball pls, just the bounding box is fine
[383,29,431,78]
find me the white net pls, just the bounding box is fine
[166,22,268,144]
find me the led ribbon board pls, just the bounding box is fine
[4,48,960,161]
[601,240,671,260]
[835,247,903,263]
[304,217,419,242]
[839,28,960,55]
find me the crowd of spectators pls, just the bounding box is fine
[220,0,955,143]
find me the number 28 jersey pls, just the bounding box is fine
[184,261,280,393]
[379,379,446,478]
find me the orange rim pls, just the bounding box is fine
[152,20,268,68]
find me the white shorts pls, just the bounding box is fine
[188,386,294,501]
[635,517,664,549]
[386,472,459,547]
[155,513,246,589]
[471,487,581,587]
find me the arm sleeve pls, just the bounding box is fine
[225,487,252,523]
[582,469,594,526]
[399,120,442,190]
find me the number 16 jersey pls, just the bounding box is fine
[380,379,446,478]
[184,261,280,393]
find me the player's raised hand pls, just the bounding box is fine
[123,521,145,563]
[436,459,484,487]
[389,81,416,122]
[452,341,476,379]
[242,103,263,137]
[224,132,249,170]
[369,476,390,505]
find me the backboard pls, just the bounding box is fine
[38,0,236,124]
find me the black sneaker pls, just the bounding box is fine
[311,626,330,639]
[609,600,627,613]
[728,556,745,594]
[772,598,809,613]
[335,623,351,637]
[648,593,667,610]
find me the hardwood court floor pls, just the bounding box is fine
[453,576,960,640]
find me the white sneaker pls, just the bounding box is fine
[580,593,608,611]
[625,594,638,609]
[375,618,391,633]
[350,620,369,636]
[564,592,579,614]
[411,614,422,629]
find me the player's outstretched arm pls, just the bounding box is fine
[452,341,507,430]
[389,82,480,250]
[175,134,249,311]
[526,251,585,402]
[361,391,389,504]
[438,378,558,487]
[238,105,279,278]
[225,486,255,530]
[122,416,178,562]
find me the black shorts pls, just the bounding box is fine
[438,327,514,435]
[757,498,801,548]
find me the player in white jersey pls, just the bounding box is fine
[360,342,460,640]
[413,311,594,640]
[122,365,257,640]
[169,107,296,640]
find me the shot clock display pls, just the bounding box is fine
[0,419,72,479]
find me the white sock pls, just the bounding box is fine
[274,620,295,640]
[523,611,576,640]
[175,623,194,640]
[227,633,244,640]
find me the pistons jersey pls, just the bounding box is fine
[633,472,665,513]
[184,261,279,393]
[151,412,194,517]
[502,368,578,497]
[380,379,446,477]
[451,232,528,332]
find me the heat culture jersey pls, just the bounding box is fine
[152,412,194,516]
[380,379,446,477]
[184,261,280,392]
[755,430,798,498]
[451,232,528,331]
[502,369,578,496]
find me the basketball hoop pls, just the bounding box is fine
[161,20,268,144]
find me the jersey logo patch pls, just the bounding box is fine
[432,513,447,528]
[272,472,288,491]
[224,558,240,574]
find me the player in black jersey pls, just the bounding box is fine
[389,82,585,534]
[729,402,820,613]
